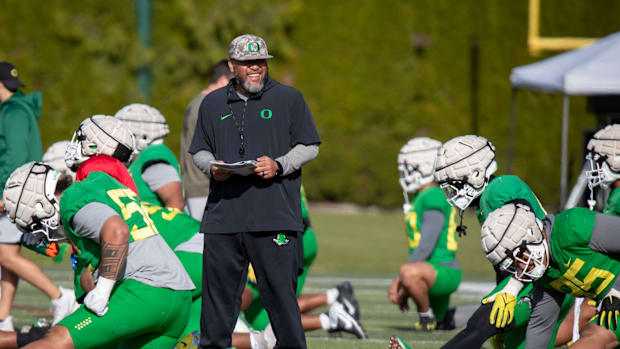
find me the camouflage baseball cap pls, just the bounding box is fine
[229,34,274,61]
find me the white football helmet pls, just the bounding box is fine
[398,137,442,213]
[585,124,620,190]
[43,140,75,179]
[3,162,66,241]
[433,135,498,210]
[114,103,169,153]
[481,203,548,282]
[65,115,135,170]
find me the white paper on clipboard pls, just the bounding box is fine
[209,160,257,176]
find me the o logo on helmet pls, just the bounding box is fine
[10,69,18,77]
[248,42,260,52]
[260,109,272,119]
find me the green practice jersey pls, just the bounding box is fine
[60,172,193,299]
[142,203,200,249]
[477,175,546,224]
[129,143,181,207]
[537,208,620,301]
[604,187,620,216]
[405,186,458,263]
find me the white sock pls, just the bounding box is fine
[419,309,434,318]
[250,330,264,349]
[319,313,332,330]
[326,288,339,304]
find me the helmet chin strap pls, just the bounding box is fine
[456,210,467,237]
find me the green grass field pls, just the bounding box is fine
[15,208,502,348]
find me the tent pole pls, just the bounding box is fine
[508,88,517,173]
[561,94,570,208]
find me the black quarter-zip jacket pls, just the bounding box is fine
[189,77,321,234]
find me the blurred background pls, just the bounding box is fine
[2,0,620,209]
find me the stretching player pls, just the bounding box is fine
[0,141,77,331]
[114,103,184,210]
[3,162,194,348]
[586,124,620,215]
[394,135,576,349]
[388,137,461,331]
[481,203,620,348]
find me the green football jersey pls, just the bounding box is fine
[129,144,181,207]
[537,208,620,301]
[477,175,546,224]
[142,203,200,249]
[604,187,620,216]
[60,172,193,299]
[405,186,458,263]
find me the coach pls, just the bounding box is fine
[189,34,320,349]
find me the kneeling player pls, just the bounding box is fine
[388,137,461,331]
[3,162,194,348]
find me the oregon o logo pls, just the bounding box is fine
[248,42,260,52]
[10,69,18,77]
[260,109,272,119]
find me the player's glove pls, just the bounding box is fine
[482,277,523,328]
[84,277,115,316]
[598,288,620,330]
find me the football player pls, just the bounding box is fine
[586,124,620,215]
[387,137,461,331]
[431,135,578,349]
[0,141,77,331]
[114,103,184,210]
[3,162,194,348]
[481,203,620,348]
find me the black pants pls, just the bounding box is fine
[199,231,306,349]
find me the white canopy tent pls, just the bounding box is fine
[509,30,620,206]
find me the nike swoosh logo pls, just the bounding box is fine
[220,113,232,120]
[342,299,355,315]
[563,258,571,267]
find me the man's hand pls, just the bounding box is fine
[84,277,115,316]
[211,161,233,181]
[598,294,620,330]
[0,200,4,213]
[483,293,517,328]
[254,156,278,179]
[388,277,401,304]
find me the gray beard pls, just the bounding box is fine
[233,67,266,94]
[240,77,264,94]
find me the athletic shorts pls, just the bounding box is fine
[0,213,22,244]
[60,279,191,348]
[428,261,461,320]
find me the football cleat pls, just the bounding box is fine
[328,301,368,339]
[435,307,456,330]
[336,281,360,320]
[389,334,413,349]
[413,314,436,332]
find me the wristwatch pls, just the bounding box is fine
[276,161,283,176]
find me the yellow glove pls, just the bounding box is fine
[484,293,517,328]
